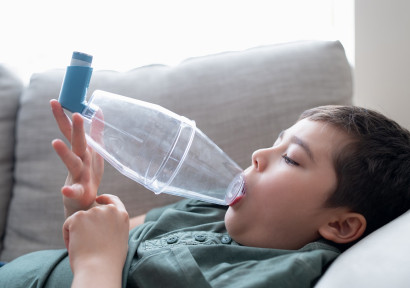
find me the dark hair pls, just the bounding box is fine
[300,105,410,239]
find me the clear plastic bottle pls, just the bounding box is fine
[59,52,244,205]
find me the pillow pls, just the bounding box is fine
[0,65,23,255]
[315,210,410,288]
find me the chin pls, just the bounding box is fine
[224,209,248,245]
[224,208,237,235]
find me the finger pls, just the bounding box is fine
[71,113,88,158]
[61,184,84,200]
[52,139,83,177]
[50,99,73,141]
[96,194,127,213]
[62,217,71,250]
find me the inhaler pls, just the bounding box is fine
[58,52,244,205]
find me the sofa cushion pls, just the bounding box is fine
[0,65,23,255]
[0,40,352,261]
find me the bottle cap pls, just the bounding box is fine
[58,51,93,113]
[70,51,93,67]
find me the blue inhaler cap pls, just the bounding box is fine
[58,52,93,114]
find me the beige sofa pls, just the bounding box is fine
[2,40,406,287]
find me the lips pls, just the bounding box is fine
[229,194,244,206]
[229,180,246,206]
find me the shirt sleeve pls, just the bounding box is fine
[0,249,72,288]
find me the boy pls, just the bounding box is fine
[1,102,409,288]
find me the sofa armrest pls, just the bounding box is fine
[0,65,23,255]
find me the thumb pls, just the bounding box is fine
[96,194,127,213]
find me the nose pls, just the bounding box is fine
[252,148,273,172]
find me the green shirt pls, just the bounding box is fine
[0,200,340,288]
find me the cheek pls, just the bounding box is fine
[256,170,298,200]
[257,170,324,209]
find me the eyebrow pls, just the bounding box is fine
[278,130,315,162]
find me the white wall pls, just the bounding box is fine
[355,0,410,129]
[0,0,339,85]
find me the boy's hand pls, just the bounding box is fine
[63,194,129,287]
[50,99,104,218]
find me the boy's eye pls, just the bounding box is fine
[282,154,299,166]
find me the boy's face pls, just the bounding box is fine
[225,118,351,249]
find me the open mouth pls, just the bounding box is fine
[229,178,246,206]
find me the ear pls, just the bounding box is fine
[318,213,367,244]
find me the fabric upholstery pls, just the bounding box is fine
[0,65,23,254]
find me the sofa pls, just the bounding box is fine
[1,40,408,287]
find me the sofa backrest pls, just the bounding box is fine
[0,40,352,261]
